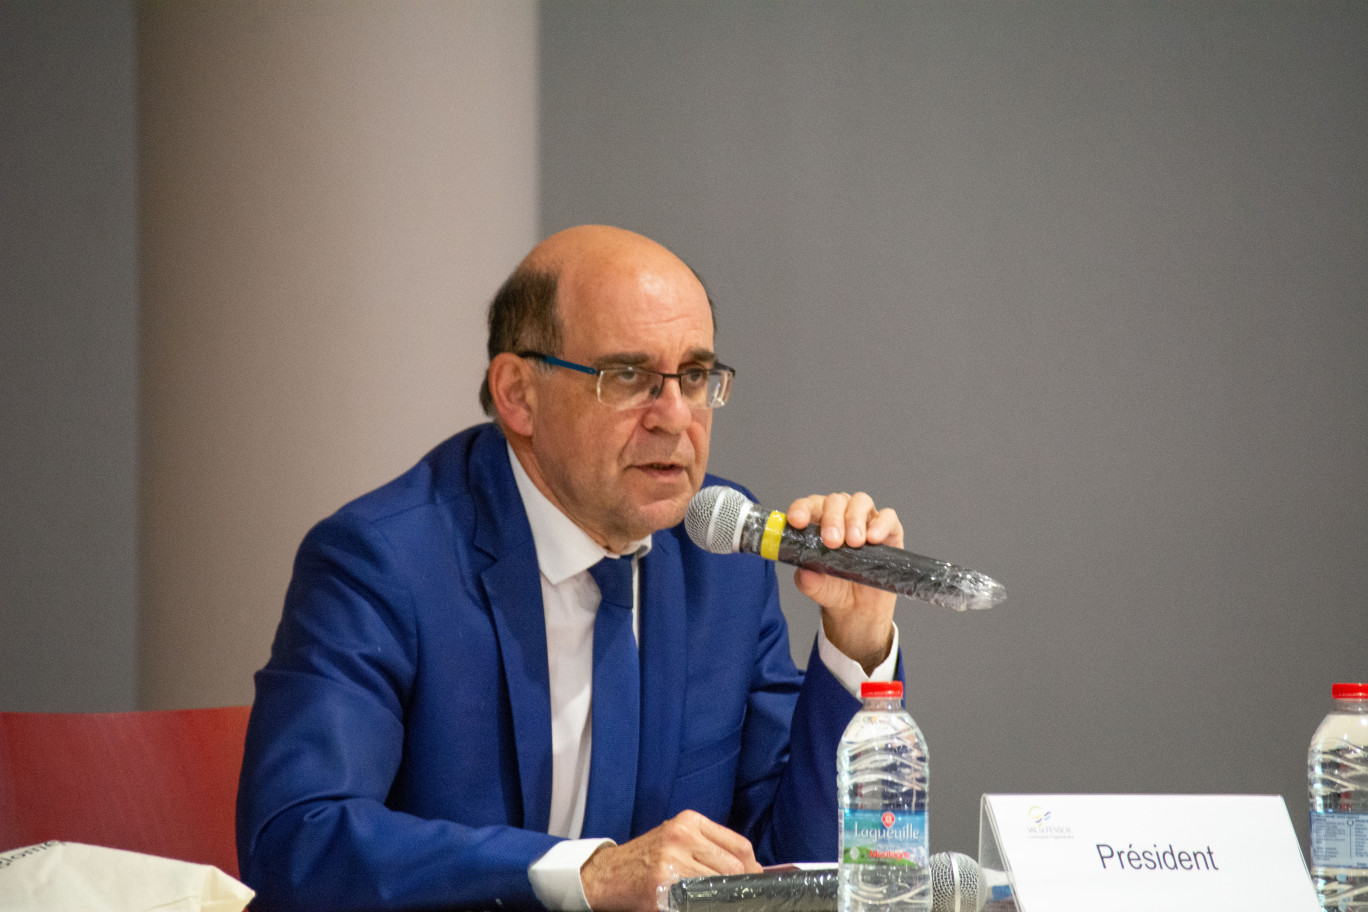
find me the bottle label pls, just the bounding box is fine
[1310,811,1368,869]
[840,808,928,868]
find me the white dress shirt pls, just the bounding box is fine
[508,445,898,910]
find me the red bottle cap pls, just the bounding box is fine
[861,681,903,699]
[1331,683,1368,700]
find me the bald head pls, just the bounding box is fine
[521,224,688,278]
[479,226,715,416]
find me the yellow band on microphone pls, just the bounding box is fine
[760,510,786,561]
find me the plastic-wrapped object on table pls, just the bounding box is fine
[664,866,837,912]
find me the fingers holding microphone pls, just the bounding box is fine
[785,491,903,550]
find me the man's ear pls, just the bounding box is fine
[488,352,536,437]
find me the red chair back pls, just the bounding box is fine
[0,705,251,877]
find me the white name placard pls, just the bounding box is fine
[978,794,1319,912]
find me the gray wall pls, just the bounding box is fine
[1,0,535,713]
[541,2,1368,859]
[1,1,138,711]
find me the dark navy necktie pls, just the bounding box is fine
[580,554,640,842]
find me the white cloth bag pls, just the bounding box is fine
[0,841,253,912]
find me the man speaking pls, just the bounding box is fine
[237,225,905,911]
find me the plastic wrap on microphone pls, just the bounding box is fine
[662,854,980,912]
[685,485,1005,612]
[665,866,835,912]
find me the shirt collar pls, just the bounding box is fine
[507,442,652,585]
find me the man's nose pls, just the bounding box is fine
[642,375,694,430]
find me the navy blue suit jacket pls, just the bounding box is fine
[237,423,875,911]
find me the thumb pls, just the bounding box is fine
[793,567,849,609]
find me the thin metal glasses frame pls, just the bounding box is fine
[517,351,735,410]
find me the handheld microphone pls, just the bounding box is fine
[930,851,981,912]
[684,486,1005,612]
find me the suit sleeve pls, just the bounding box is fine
[236,514,559,912]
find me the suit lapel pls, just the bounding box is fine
[471,427,553,834]
[631,533,688,835]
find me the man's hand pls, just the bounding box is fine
[580,811,761,912]
[784,491,901,674]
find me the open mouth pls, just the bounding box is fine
[636,461,684,475]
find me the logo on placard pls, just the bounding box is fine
[1025,805,1074,840]
[882,812,896,828]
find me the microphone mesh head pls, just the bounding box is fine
[930,852,980,912]
[684,485,752,554]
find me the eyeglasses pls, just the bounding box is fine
[518,352,735,411]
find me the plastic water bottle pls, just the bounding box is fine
[838,680,929,912]
[1308,682,1368,912]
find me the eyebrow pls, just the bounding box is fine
[591,348,717,369]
